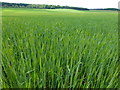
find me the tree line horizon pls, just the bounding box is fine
[0,2,119,11]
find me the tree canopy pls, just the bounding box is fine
[1,2,119,11]
[1,2,89,10]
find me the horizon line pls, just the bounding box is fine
[1,1,119,9]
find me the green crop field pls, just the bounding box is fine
[1,8,119,88]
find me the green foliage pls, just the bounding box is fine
[2,8,119,88]
[91,8,119,11]
[2,2,89,10]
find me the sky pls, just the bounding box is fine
[0,0,119,9]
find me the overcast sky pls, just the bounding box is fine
[0,0,119,9]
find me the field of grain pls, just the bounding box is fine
[2,8,119,88]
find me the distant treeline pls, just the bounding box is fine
[91,8,119,11]
[1,2,119,11]
[1,2,89,10]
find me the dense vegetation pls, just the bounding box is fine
[2,8,119,88]
[91,8,119,11]
[1,2,89,10]
[1,2,119,11]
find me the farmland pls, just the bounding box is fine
[1,8,119,88]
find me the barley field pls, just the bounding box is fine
[1,8,119,88]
